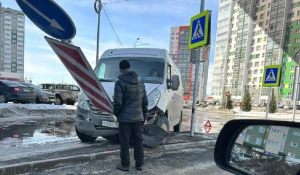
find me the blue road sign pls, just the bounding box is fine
[262,65,281,87]
[188,10,210,49]
[16,0,76,40]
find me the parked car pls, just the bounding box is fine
[38,83,80,105]
[20,82,56,104]
[277,104,284,108]
[283,105,292,109]
[0,80,36,103]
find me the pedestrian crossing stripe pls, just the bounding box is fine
[192,19,204,40]
[262,65,281,87]
[265,69,276,81]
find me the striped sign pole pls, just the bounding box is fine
[45,36,113,113]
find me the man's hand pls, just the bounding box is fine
[143,120,147,126]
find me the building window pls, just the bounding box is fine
[260,14,264,19]
[254,70,258,74]
[255,138,262,145]
[245,135,251,142]
[290,75,295,79]
[288,152,296,157]
[256,46,261,51]
[289,84,293,89]
[259,127,265,133]
[293,131,300,136]
[290,142,298,147]
[295,47,300,52]
[255,62,259,66]
[257,38,262,43]
[240,131,246,137]
[268,139,280,148]
[296,39,300,43]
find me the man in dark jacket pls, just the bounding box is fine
[113,60,148,171]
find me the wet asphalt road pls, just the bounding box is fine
[0,109,233,169]
[0,109,243,149]
[23,147,232,175]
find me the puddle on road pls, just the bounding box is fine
[0,121,77,148]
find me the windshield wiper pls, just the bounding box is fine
[99,78,114,82]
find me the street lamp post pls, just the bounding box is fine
[94,0,103,64]
[133,38,140,47]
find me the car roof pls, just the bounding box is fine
[101,48,167,59]
[39,83,77,86]
[0,80,24,86]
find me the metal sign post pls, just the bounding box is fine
[265,87,271,119]
[189,0,211,137]
[94,0,103,64]
[293,66,299,122]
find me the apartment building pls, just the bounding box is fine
[212,0,300,105]
[0,2,25,80]
[235,125,300,160]
[169,26,209,101]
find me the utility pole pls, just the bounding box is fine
[94,0,103,64]
[94,0,129,64]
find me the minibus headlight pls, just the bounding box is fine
[78,92,90,111]
[148,89,161,110]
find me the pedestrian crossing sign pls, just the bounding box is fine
[188,10,211,49]
[262,65,281,87]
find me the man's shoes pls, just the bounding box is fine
[136,166,143,171]
[116,164,129,171]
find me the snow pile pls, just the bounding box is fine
[0,103,77,110]
[0,103,77,123]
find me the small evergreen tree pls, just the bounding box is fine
[225,94,234,110]
[269,89,277,113]
[241,91,252,112]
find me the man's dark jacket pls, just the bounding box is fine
[113,71,148,123]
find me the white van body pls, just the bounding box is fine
[75,48,183,140]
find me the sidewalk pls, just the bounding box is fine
[0,132,217,175]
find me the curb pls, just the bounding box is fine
[0,140,216,175]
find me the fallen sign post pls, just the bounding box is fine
[45,36,113,113]
[262,65,281,119]
[45,37,169,148]
[188,1,211,137]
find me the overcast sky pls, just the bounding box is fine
[1,0,218,95]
